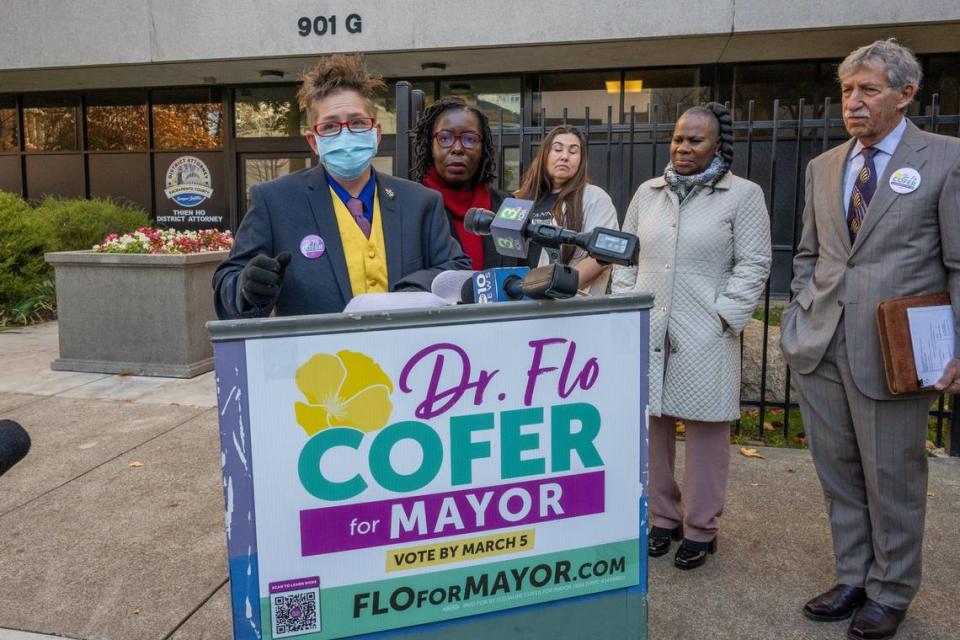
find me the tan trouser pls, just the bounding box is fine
[648,414,730,543]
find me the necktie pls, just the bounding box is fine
[346,197,371,238]
[846,147,877,243]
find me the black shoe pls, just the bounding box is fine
[803,584,867,622]
[847,599,906,640]
[648,526,683,557]
[673,537,716,570]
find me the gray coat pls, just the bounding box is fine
[613,172,772,421]
[780,120,960,399]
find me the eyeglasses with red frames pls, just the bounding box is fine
[433,129,483,149]
[312,117,377,137]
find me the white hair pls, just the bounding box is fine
[838,38,922,91]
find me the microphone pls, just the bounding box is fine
[0,420,30,477]
[430,270,475,303]
[470,267,530,303]
[464,198,534,259]
[458,276,527,304]
[521,264,580,300]
[460,278,476,304]
[465,202,639,267]
[458,265,580,303]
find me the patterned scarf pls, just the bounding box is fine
[663,156,726,203]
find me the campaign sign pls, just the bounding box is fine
[214,308,647,640]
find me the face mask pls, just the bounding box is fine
[313,129,378,181]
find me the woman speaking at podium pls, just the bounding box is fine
[412,96,521,270]
[612,103,771,570]
[515,125,619,295]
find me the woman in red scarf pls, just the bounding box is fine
[411,97,522,270]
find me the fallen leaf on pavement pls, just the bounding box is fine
[128,461,144,468]
[928,492,936,497]
[739,447,764,459]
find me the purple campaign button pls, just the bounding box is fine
[300,234,326,259]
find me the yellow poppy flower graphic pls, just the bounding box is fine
[294,351,394,436]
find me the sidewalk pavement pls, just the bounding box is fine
[0,322,957,640]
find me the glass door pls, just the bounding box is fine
[239,153,314,215]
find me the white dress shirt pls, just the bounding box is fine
[842,117,907,216]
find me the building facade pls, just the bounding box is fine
[1,0,958,238]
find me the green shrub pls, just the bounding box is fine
[0,191,50,308]
[35,196,150,252]
[7,279,55,325]
[0,192,151,322]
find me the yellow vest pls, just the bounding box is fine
[329,188,389,296]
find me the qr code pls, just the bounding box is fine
[271,588,320,637]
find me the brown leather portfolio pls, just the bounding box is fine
[876,291,951,395]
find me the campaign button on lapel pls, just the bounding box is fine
[300,234,326,259]
[888,167,921,194]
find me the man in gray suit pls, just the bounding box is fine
[781,39,960,640]
[214,54,469,319]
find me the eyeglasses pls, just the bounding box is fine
[433,129,482,149]
[313,117,377,137]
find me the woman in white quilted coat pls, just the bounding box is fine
[612,103,771,570]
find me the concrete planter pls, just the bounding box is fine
[44,250,228,378]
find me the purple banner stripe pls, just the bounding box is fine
[300,470,605,557]
[269,576,320,594]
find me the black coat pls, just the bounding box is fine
[214,167,470,319]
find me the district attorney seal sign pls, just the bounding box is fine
[164,155,214,207]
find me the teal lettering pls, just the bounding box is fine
[551,403,603,471]
[500,407,546,479]
[450,412,494,486]
[370,421,442,492]
[298,428,366,500]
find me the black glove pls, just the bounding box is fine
[240,252,291,308]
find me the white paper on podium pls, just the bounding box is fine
[342,291,452,313]
[906,305,956,387]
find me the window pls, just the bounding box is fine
[380,80,435,135]
[439,77,521,128]
[244,156,314,208]
[533,71,619,127]
[924,54,960,134]
[623,68,708,124]
[152,88,223,150]
[501,147,520,192]
[23,94,78,151]
[0,95,17,152]
[86,91,148,151]
[732,62,843,122]
[235,86,305,138]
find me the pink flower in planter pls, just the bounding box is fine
[94,227,235,254]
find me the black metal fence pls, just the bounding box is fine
[394,82,959,456]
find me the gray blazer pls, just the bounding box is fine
[214,166,471,319]
[780,120,960,399]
